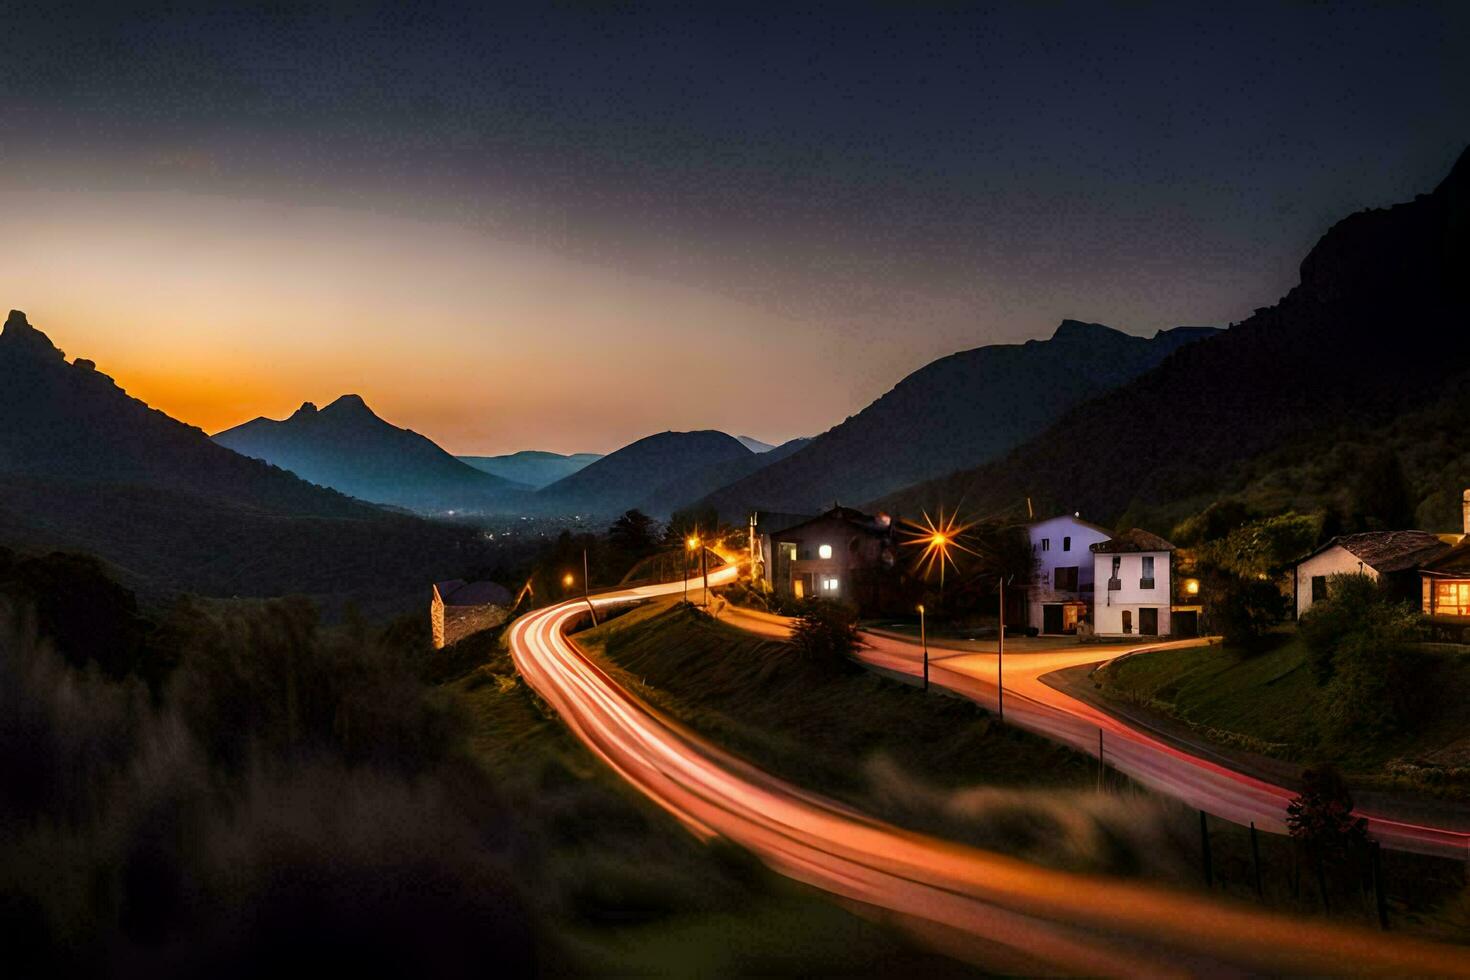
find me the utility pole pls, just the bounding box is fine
[919,604,929,692]
[582,548,598,626]
[683,543,690,603]
[701,540,709,607]
[997,575,1005,721]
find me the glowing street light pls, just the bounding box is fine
[685,534,699,604]
[917,603,929,692]
[562,572,574,589]
[902,508,975,589]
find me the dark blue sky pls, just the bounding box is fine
[1,2,1466,451]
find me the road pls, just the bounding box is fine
[507,572,1470,974]
[722,605,1470,860]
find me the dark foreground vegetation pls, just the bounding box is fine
[0,547,978,976]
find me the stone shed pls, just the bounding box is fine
[431,579,513,649]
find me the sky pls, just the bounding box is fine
[1,2,1466,455]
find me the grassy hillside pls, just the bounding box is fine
[1094,637,1470,791]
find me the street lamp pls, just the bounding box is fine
[686,535,699,605]
[918,603,928,692]
[929,532,950,588]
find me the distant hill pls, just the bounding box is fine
[215,395,529,514]
[642,437,811,518]
[874,146,1470,535]
[736,435,777,454]
[0,311,496,611]
[535,430,752,517]
[458,450,602,489]
[698,320,1218,518]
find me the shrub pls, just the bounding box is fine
[1285,764,1368,858]
[789,600,859,670]
[1205,570,1288,652]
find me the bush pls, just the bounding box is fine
[1205,570,1288,651]
[1285,764,1368,858]
[789,600,859,670]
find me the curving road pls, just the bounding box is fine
[723,605,1470,860]
[507,570,1470,974]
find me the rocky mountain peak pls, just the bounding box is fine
[1,309,66,362]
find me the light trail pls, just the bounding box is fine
[507,570,1470,974]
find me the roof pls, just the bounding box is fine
[1298,531,1452,574]
[434,579,512,607]
[1421,538,1470,576]
[1028,513,1113,536]
[1091,528,1174,554]
[773,505,892,540]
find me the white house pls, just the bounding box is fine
[1025,514,1112,634]
[1291,530,1452,619]
[1091,529,1174,638]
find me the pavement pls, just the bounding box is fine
[506,572,1470,974]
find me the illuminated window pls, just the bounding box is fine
[823,576,840,592]
[818,544,832,559]
[1434,581,1470,616]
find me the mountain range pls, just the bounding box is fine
[458,450,602,489]
[534,430,754,517]
[695,320,1219,519]
[0,311,494,610]
[214,396,528,513]
[874,146,1470,535]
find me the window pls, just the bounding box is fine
[1041,538,1050,551]
[818,543,832,559]
[823,576,840,592]
[1140,556,1155,590]
[1063,536,1071,552]
[1108,555,1121,591]
[780,543,797,563]
[1434,581,1470,616]
[1054,566,1079,591]
[1311,575,1328,602]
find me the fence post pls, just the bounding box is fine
[1250,821,1263,898]
[1371,841,1388,930]
[1199,810,1213,888]
[1097,729,1104,792]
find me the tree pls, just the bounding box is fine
[1204,570,1288,652]
[789,600,859,671]
[1350,448,1416,531]
[609,509,658,558]
[1286,764,1368,857]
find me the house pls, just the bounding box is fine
[1091,529,1174,637]
[431,579,513,649]
[1418,490,1470,640]
[765,505,896,607]
[1291,530,1453,619]
[1024,514,1111,634]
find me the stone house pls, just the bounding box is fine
[431,579,513,649]
[1291,530,1453,619]
[765,505,896,609]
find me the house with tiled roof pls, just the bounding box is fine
[764,505,896,608]
[1291,529,1454,620]
[1024,513,1112,635]
[1091,529,1175,637]
[431,579,513,649]
[1418,490,1470,640]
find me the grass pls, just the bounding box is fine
[436,625,985,975]
[1094,633,1470,783]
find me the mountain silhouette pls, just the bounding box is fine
[0,311,493,608]
[875,145,1470,531]
[215,395,528,513]
[535,430,752,516]
[641,437,811,518]
[695,320,1218,518]
[458,450,602,489]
